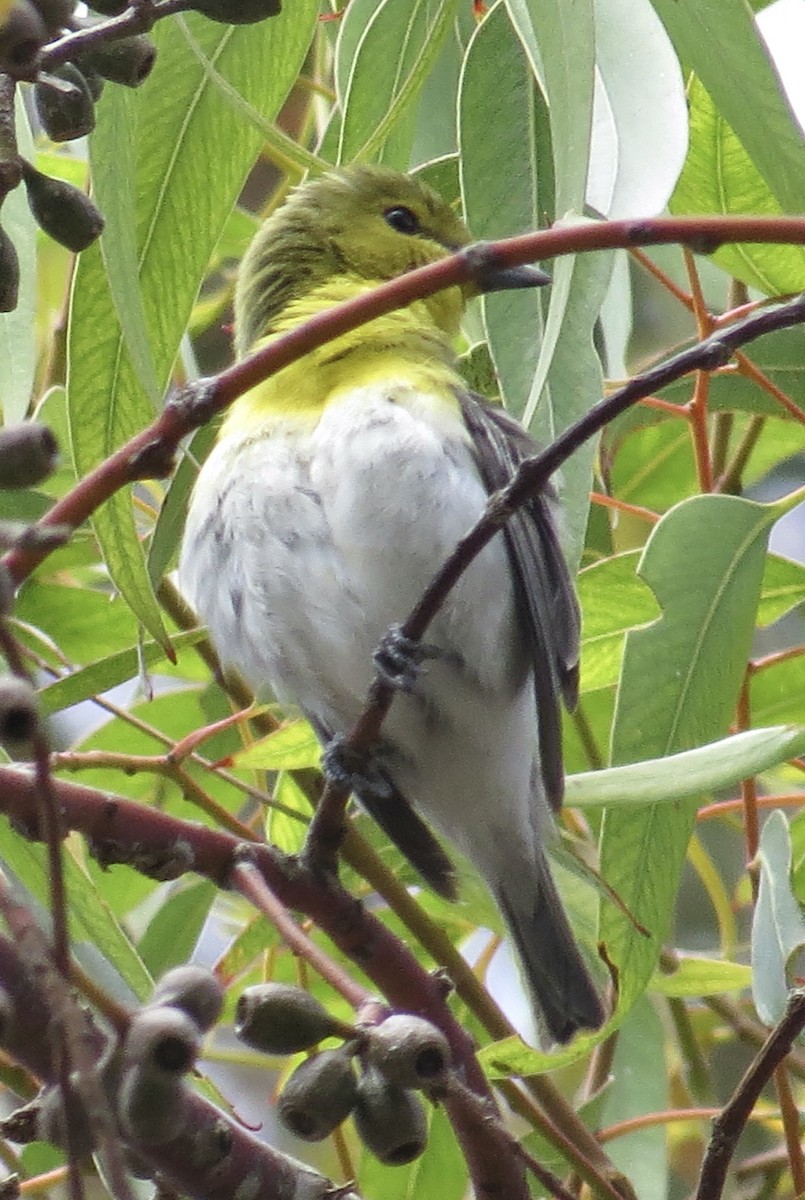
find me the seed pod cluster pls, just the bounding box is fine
[0,420,64,735]
[116,965,223,1146]
[0,0,283,310]
[233,983,449,1165]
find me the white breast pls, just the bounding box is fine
[180,383,538,862]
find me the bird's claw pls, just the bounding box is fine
[322,734,395,802]
[321,733,363,791]
[373,624,441,692]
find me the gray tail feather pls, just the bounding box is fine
[496,849,605,1044]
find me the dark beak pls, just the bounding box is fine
[480,262,551,292]
[461,242,550,293]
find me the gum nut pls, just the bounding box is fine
[353,1066,427,1166]
[365,1014,451,1090]
[277,1046,358,1142]
[123,1005,202,1076]
[148,965,224,1032]
[234,983,342,1054]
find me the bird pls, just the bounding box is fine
[179,165,605,1043]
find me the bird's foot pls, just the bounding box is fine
[373,624,442,692]
[321,734,392,800]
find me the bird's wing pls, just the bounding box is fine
[309,716,457,899]
[352,773,458,900]
[458,391,580,811]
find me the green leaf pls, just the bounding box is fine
[651,956,752,997]
[566,725,805,808]
[0,817,152,1002]
[229,719,321,771]
[460,3,608,566]
[751,651,805,728]
[14,583,137,664]
[335,0,460,167]
[759,552,805,627]
[505,0,594,213]
[265,771,311,857]
[38,628,208,715]
[459,4,550,412]
[600,495,775,1017]
[608,420,699,513]
[479,1025,601,1077]
[409,13,474,165]
[138,878,217,977]
[578,552,658,693]
[597,999,669,1200]
[752,809,805,1024]
[68,5,318,644]
[670,77,805,294]
[93,85,160,405]
[650,0,805,213]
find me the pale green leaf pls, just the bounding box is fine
[566,726,805,809]
[651,957,752,997]
[752,809,805,1024]
[589,0,687,219]
[229,720,321,772]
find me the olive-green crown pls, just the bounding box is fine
[233,165,470,356]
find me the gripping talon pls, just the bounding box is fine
[321,733,363,791]
[373,624,441,692]
[322,734,394,800]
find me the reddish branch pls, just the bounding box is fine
[0,766,537,1200]
[6,215,805,590]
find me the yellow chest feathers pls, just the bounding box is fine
[221,276,466,439]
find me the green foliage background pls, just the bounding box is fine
[3,0,805,1197]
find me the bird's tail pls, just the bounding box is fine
[495,847,605,1044]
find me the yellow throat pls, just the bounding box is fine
[221,273,466,439]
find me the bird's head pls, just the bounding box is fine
[234,165,547,356]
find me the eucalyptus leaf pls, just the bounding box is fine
[601,495,775,1015]
[566,725,805,809]
[752,810,805,1025]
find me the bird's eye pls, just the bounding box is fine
[384,206,420,235]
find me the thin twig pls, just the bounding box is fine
[694,989,805,1200]
[772,1064,805,1194]
[230,857,368,1009]
[446,1075,584,1200]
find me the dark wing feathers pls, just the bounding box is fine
[309,717,457,899]
[353,775,458,900]
[458,392,581,812]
